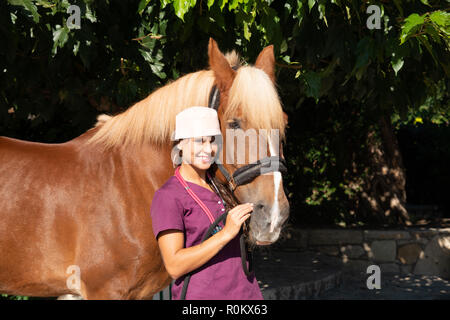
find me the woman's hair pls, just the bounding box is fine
[171,139,183,167]
[172,140,239,211]
[207,164,239,211]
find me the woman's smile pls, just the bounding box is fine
[197,154,211,163]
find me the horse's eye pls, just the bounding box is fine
[228,119,241,129]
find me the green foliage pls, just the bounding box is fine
[1,293,29,300]
[0,0,448,228]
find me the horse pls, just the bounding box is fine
[0,38,289,299]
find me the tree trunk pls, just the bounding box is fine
[358,113,410,225]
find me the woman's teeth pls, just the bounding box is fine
[198,155,211,163]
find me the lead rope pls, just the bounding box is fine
[208,172,253,278]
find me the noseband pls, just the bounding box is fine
[216,156,287,191]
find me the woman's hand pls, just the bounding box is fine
[157,203,254,280]
[222,203,254,241]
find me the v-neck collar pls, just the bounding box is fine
[173,167,223,202]
[185,180,219,199]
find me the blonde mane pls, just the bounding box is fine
[86,51,286,149]
[86,70,215,149]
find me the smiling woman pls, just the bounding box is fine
[151,106,263,300]
[171,135,218,168]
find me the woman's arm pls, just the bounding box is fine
[157,203,254,280]
[157,229,230,279]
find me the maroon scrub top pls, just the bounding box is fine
[150,175,263,300]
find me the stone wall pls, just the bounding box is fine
[281,227,450,279]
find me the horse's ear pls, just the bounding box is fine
[208,38,235,89]
[254,45,276,83]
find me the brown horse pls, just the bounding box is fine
[0,39,289,299]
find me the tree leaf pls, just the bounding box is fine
[8,0,40,22]
[391,55,404,76]
[85,4,97,23]
[208,0,216,9]
[243,21,251,41]
[52,25,69,56]
[173,0,196,21]
[220,0,228,11]
[429,10,449,28]
[318,0,327,26]
[302,71,321,103]
[417,34,439,66]
[295,0,305,26]
[138,0,152,15]
[400,13,425,44]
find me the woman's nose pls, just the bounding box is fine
[203,141,213,153]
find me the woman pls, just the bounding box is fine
[150,106,263,300]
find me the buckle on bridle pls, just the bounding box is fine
[228,176,237,191]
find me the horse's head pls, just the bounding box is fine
[208,39,290,246]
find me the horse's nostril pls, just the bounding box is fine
[255,203,265,210]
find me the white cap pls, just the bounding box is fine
[172,106,222,140]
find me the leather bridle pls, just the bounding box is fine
[216,155,288,191]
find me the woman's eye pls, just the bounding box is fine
[210,136,215,143]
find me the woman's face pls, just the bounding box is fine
[180,135,219,170]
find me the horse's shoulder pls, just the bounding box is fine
[155,176,183,197]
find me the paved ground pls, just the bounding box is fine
[254,249,342,300]
[253,248,450,300]
[154,248,450,300]
[316,271,450,300]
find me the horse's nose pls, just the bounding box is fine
[254,202,266,211]
[251,201,269,227]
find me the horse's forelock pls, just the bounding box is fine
[224,66,286,141]
[224,51,242,69]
